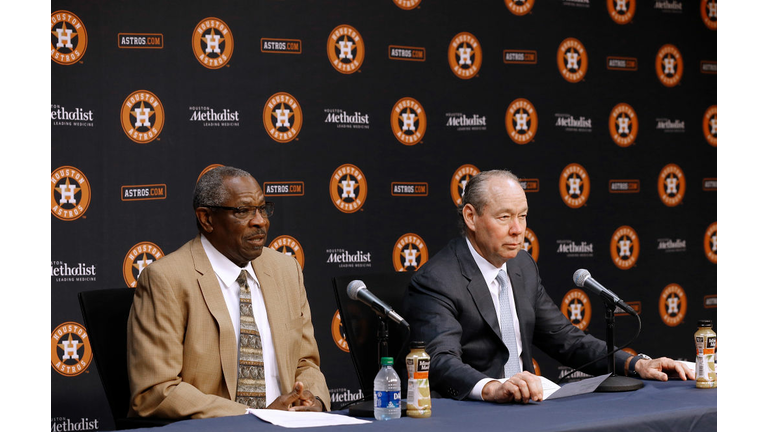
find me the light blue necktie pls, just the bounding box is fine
[496,270,521,378]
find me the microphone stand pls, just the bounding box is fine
[595,303,644,392]
[349,317,400,417]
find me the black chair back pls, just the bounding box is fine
[332,272,413,400]
[78,288,172,430]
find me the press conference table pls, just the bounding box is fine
[129,380,716,432]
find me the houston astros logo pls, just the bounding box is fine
[704,222,717,264]
[331,310,349,353]
[51,322,93,377]
[391,97,427,145]
[657,163,686,207]
[561,289,592,331]
[557,38,588,83]
[263,92,303,143]
[659,283,687,327]
[559,163,591,208]
[121,90,165,144]
[269,235,305,269]
[703,105,717,147]
[393,233,428,272]
[656,44,683,87]
[51,166,91,221]
[611,225,639,270]
[123,242,164,288]
[448,32,483,79]
[330,164,368,213]
[506,0,535,15]
[505,98,538,144]
[609,103,639,147]
[523,228,540,262]
[327,25,365,74]
[701,0,717,30]
[192,18,234,69]
[451,164,480,206]
[393,0,422,10]
[51,11,87,65]
[607,0,636,25]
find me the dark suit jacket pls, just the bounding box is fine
[404,237,630,400]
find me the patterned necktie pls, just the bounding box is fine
[235,270,266,409]
[496,270,521,378]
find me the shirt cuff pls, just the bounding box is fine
[470,378,496,401]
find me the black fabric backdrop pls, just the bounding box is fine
[51,1,716,429]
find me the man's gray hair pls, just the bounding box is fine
[458,169,521,235]
[193,166,254,232]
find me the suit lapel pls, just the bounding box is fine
[455,239,503,341]
[191,236,239,400]
[507,257,535,372]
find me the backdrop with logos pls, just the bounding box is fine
[51,0,716,429]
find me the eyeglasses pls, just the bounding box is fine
[204,202,275,219]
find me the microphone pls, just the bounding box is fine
[346,280,410,327]
[573,269,638,317]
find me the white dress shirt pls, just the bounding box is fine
[465,237,524,400]
[201,235,282,406]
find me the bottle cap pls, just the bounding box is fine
[697,319,713,327]
[381,357,394,366]
[410,341,425,349]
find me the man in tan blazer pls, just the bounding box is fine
[127,166,330,419]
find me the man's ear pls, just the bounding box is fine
[463,204,477,232]
[195,207,214,233]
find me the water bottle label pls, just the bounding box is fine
[374,390,401,409]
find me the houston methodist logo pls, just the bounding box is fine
[123,242,164,288]
[192,18,234,69]
[51,322,92,377]
[657,163,686,207]
[701,0,717,30]
[609,103,639,147]
[505,98,538,144]
[561,289,592,331]
[263,92,303,143]
[703,105,717,147]
[327,25,365,74]
[121,90,165,144]
[506,0,535,15]
[451,164,480,206]
[557,38,588,83]
[659,283,687,327]
[523,228,540,262]
[656,44,683,87]
[330,164,368,213]
[559,163,590,208]
[607,0,636,25]
[51,166,91,221]
[611,225,639,270]
[448,32,482,79]
[704,222,717,264]
[391,97,427,145]
[392,233,428,272]
[331,310,349,353]
[269,235,305,269]
[51,11,87,65]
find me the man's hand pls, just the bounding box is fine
[481,371,543,404]
[266,382,323,411]
[634,356,695,381]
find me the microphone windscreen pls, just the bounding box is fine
[573,269,591,288]
[346,280,366,300]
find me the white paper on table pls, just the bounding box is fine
[248,409,372,428]
[494,373,611,401]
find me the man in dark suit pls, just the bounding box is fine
[405,170,693,404]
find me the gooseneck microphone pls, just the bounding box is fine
[346,280,410,327]
[573,269,638,317]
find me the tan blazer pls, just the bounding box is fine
[127,235,330,419]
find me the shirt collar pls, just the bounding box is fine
[465,237,508,288]
[200,234,256,286]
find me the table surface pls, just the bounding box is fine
[129,379,716,432]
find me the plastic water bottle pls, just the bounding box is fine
[373,357,401,420]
